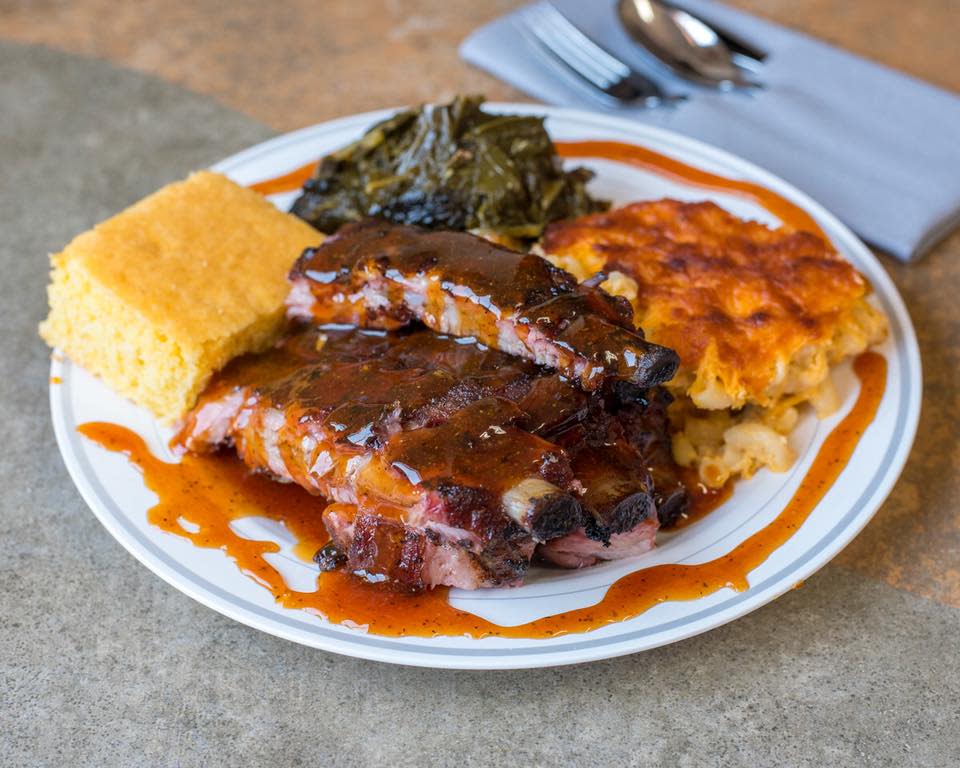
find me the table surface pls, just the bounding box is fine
[2,2,958,766]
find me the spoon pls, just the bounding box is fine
[617,0,759,89]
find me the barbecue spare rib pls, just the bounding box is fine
[176,325,688,591]
[286,219,679,394]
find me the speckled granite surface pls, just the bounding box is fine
[2,1,959,763]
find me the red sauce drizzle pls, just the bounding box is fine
[80,138,877,636]
[76,352,885,638]
[248,161,318,196]
[247,140,825,240]
[555,140,827,239]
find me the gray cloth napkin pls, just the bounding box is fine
[461,0,960,261]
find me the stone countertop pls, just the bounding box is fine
[1,2,959,765]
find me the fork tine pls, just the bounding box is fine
[518,20,623,103]
[521,2,685,106]
[539,21,618,83]
[533,13,616,86]
[536,3,629,79]
[531,8,622,88]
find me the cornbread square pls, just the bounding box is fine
[40,171,322,422]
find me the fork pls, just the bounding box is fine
[520,2,685,107]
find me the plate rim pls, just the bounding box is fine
[49,103,922,669]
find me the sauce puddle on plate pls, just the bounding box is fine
[671,472,733,530]
[79,138,883,638]
[77,352,885,639]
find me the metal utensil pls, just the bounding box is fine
[618,0,760,88]
[521,2,685,107]
[658,0,767,66]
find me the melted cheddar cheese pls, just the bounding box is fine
[541,199,887,486]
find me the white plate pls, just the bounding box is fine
[50,105,921,669]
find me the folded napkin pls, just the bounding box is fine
[461,0,960,261]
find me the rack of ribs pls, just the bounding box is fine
[177,325,688,591]
[286,219,679,394]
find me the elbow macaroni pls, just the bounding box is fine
[540,200,888,487]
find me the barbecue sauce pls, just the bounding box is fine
[250,141,826,239]
[670,471,733,530]
[75,142,883,637]
[555,141,827,239]
[249,161,318,196]
[77,351,885,638]
[292,220,669,390]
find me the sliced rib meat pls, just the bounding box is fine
[614,388,690,529]
[286,219,679,392]
[177,325,690,590]
[537,441,665,569]
[537,518,660,569]
[318,503,515,591]
[540,387,690,568]
[176,326,585,589]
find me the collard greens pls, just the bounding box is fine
[290,95,608,238]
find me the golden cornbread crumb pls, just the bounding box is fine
[39,171,322,421]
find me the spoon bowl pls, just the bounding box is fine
[618,0,757,88]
